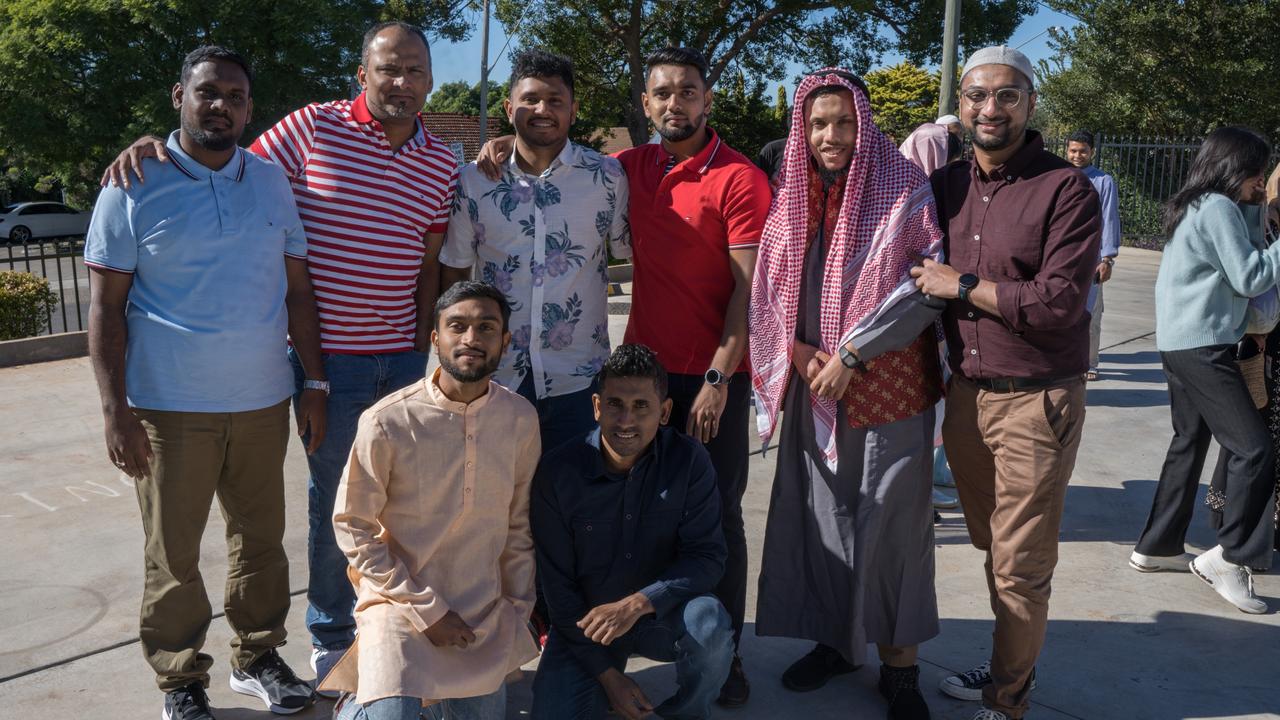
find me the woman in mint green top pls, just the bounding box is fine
[1134,127,1276,615]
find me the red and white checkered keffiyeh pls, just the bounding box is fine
[748,69,943,471]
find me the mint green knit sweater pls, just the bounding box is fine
[1155,194,1278,351]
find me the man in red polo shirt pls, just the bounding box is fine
[617,48,769,708]
[100,21,459,699]
[477,47,770,706]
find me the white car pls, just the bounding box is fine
[0,201,91,243]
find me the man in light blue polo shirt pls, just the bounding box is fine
[86,46,326,720]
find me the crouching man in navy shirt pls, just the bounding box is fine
[530,343,733,719]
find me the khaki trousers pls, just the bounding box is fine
[942,376,1086,718]
[133,399,291,691]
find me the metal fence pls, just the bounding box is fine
[2,237,90,338]
[1041,135,1280,249]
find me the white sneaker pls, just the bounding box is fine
[1128,550,1194,573]
[971,710,1011,720]
[310,647,342,700]
[933,488,960,509]
[1190,545,1268,614]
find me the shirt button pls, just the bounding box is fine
[1006,175,1013,181]
[970,349,978,355]
[967,312,975,318]
[464,487,471,493]
[585,525,592,531]
[466,461,473,468]
[625,553,632,559]
[982,196,989,202]
[466,434,473,441]
[973,234,980,241]
[625,514,632,520]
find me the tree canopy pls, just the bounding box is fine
[1036,0,1280,140]
[864,62,938,142]
[495,0,1033,147]
[0,0,471,204]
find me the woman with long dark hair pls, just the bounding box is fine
[1131,126,1277,614]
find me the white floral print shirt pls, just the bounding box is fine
[442,142,631,399]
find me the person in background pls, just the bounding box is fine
[1130,127,1278,618]
[935,114,963,139]
[1065,130,1121,380]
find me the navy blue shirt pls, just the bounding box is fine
[530,426,726,676]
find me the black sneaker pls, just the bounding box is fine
[781,643,860,692]
[938,661,1036,702]
[716,654,750,708]
[163,682,216,720]
[229,649,315,715]
[878,665,930,719]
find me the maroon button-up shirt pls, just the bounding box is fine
[931,131,1101,379]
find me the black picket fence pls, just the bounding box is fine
[1040,135,1280,249]
[1,237,90,338]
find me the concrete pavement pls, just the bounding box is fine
[1,247,1277,719]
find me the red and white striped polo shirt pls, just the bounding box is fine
[250,93,457,354]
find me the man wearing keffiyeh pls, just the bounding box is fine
[749,69,946,720]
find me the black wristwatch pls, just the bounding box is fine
[957,273,979,303]
[704,368,730,387]
[839,345,869,374]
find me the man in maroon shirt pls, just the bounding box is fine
[910,45,1100,720]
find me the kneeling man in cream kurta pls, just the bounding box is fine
[323,280,541,720]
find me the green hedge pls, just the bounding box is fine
[0,271,57,340]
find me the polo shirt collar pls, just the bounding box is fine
[164,130,246,182]
[507,140,577,178]
[423,367,494,413]
[974,129,1045,184]
[657,127,723,175]
[351,91,426,148]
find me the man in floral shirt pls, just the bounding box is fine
[443,48,630,453]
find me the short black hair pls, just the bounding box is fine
[1068,129,1095,148]
[597,344,668,399]
[180,46,253,92]
[509,47,575,97]
[434,281,511,331]
[362,21,431,66]
[645,46,709,86]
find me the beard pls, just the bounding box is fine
[182,116,240,151]
[439,349,500,383]
[374,101,417,120]
[656,113,705,142]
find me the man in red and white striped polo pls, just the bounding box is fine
[101,21,457,695]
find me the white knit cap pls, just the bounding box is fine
[935,114,961,125]
[961,45,1035,87]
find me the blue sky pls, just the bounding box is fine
[428,3,1079,99]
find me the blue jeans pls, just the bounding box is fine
[289,348,428,650]
[335,686,506,720]
[531,595,733,720]
[514,372,597,454]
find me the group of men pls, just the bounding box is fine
[88,21,1104,720]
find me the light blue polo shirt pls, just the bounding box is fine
[85,131,307,412]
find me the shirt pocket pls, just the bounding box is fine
[572,518,617,578]
[983,221,1043,281]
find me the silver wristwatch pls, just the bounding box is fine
[704,368,730,387]
[303,379,331,395]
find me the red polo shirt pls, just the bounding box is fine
[616,129,771,375]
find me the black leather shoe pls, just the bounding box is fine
[781,643,859,692]
[878,664,931,720]
[716,654,750,708]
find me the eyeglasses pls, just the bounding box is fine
[961,87,1033,109]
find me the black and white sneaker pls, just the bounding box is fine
[163,682,216,720]
[229,649,315,715]
[939,661,1036,702]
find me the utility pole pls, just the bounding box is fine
[938,0,961,117]
[478,0,491,145]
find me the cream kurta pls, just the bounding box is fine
[323,369,541,704]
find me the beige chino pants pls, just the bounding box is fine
[942,376,1086,719]
[133,399,291,691]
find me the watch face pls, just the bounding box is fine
[705,369,726,385]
